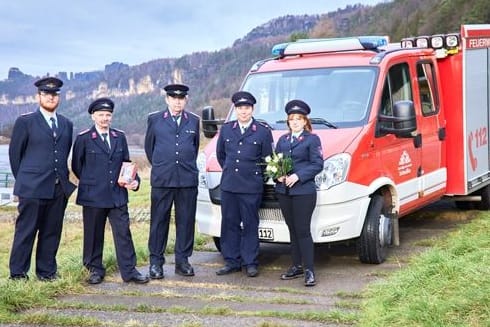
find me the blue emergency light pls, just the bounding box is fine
[271,36,389,57]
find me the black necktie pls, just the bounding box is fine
[173,115,181,126]
[50,117,57,138]
[102,133,110,151]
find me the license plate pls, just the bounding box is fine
[258,227,274,240]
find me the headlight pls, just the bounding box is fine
[197,152,208,188]
[315,153,351,190]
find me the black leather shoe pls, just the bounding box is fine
[127,273,150,284]
[280,265,304,280]
[246,266,258,277]
[38,273,59,282]
[216,265,241,275]
[304,269,316,287]
[175,262,195,276]
[87,272,103,285]
[10,274,29,281]
[149,264,164,279]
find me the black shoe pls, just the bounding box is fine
[37,273,59,282]
[10,274,29,281]
[246,266,258,277]
[216,265,241,276]
[304,269,316,287]
[175,262,195,276]
[127,273,150,284]
[87,272,103,285]
[280,265,304,280]
[149,264,164,279]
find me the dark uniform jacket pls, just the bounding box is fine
[217,119,273,194]
[144,109,200,188]
[9,109,75,199]
[72,126,137,208]
[275,131,323,195]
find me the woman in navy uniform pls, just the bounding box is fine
[145,83,200,279]
[8,77,76,281]
[275,100,323,286]
[72,98,149,285]
[216,91,273,277]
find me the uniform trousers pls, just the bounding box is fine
[148,187,197,266]
[9,184,67,278]
[220,191,262,268]
[82,205,138,281]
[276,193,316,271]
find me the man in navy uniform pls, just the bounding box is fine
[8,77,76,281]
[216,91,273,277]
[145,83,200,278]
[72,98,149,285]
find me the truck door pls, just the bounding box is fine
[375,62,422,214]
[415,61,446,203]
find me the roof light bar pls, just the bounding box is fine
[400,32,461,53]
[271,36,389,57]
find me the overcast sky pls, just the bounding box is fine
[0,0,383,80]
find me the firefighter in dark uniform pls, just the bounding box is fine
[145,83,200,279]
[216,91,273,277]
[275,100,323,286]
[72,98,149,285]
[8,77,76,281]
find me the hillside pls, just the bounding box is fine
[0,0,489,146]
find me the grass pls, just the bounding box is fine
[358,213,490,327]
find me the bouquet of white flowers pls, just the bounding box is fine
[262,151,293,180]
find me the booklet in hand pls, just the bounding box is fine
[118,162,137,187]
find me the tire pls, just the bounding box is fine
[213,237,221,252]
[478,185,490,210]
[358,195,392,264]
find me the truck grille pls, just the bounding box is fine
[258,207,284,222]
[208,183,281,211]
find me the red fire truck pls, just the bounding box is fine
[197,24,490,264]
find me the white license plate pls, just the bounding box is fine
[258,227,274,240]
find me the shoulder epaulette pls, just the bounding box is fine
[78,128,90,135]
[20,111,34,116]
[112,128,125,134]
[224,120,235,125]
[148,110,160,116]
[257,120,273,130]
[186,111,200,119]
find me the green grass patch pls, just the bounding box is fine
[359,213,490,327]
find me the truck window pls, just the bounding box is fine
[238,67,377,129]
[378,63,412,132]
[416,62,439,116]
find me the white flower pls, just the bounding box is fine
[270,166,278,173]
[277,152,284,159]
[265,155,272,163]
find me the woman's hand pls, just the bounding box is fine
[124,179,139,191]
[285,174,299,187]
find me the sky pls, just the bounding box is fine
[0,0,383,80]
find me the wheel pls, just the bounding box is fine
[213,237,221,252]
[478,185,490,210]
[358,195,392,264]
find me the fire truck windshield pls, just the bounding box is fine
[231,67,378,129]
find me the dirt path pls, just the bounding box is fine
[5,200,474,327]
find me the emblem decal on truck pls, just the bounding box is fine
[398,150,412,176]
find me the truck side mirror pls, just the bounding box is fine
[202,106,219,138]
[378,100,417,138]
